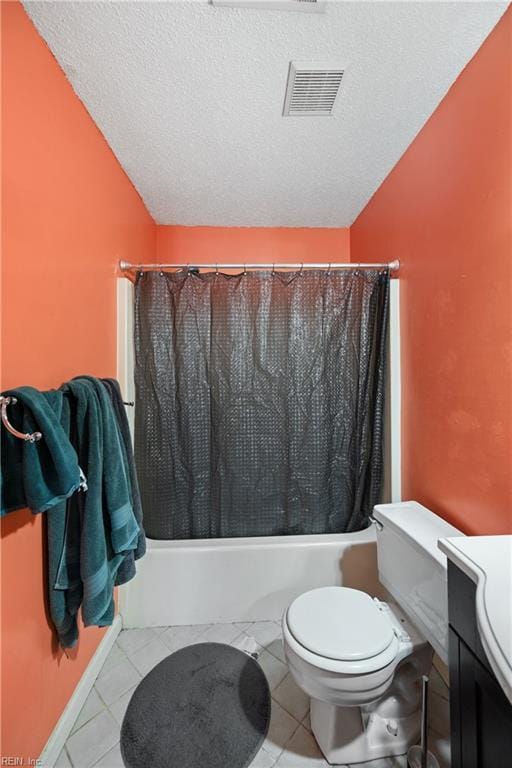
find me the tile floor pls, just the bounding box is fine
[56,621,450,768]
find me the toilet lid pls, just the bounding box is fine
[286,587,395,662]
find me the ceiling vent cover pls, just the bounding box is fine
[211,1,325,12]
[283,62,344,117]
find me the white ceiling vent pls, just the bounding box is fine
[211,1,325,13]
[283,62,344,117]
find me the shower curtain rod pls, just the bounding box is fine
[119,259,400,272]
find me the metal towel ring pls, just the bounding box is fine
[0,396,42,442]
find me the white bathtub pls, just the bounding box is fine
[120,525,383,628]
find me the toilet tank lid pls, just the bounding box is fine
[373,501,464,569]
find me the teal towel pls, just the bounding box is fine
[101,377,146,585]
[1,387,82,516]
[54,377,139,636]
[46,395,80,648]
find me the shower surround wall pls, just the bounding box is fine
[351,7,512,536]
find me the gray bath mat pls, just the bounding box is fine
[120,642,271,768]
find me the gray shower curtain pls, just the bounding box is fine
[134,269,389,540]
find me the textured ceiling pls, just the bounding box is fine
[24,1,507,227]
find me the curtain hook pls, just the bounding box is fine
[300,262,304,276]
[326,262,331,276]
[272,263,275,276]
[215,263,219,276]
[244,263,247,276]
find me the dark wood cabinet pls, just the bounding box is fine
[447,562,512,768]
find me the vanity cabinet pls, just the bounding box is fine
[447,561,512,768]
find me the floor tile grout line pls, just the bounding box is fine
[66,722,118,768]
[65,705,120,752]
[117,627,159,654]
[63,744,74,768]
[269,692,307,726]
[88,652,142,717]
[94,645,128,683]
[87,736,121,768]
[90,736,122,768]
[270,671,310,730]
[94,638,139,690]
[159,623,213,651]
[70,685,108,732]
[269,715,302,765]
[93,683,110,709]
[119,648,145,680]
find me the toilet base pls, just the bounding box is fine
[311,697,420,765]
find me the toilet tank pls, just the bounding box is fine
[373,501,464,664]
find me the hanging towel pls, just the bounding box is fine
[101,378,146,585]
[53,377,140,635]
[1,387,82,516]
[46,394,81,648]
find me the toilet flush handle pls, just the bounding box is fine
[369,514,384,531]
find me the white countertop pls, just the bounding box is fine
[438,535,512,704]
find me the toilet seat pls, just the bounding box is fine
[284,587,406,675]
[287,587,395,661]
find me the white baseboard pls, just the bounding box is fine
[39,615,122,768]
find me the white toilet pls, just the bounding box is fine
[282,501,463,765]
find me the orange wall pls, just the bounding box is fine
[351,9,512,535]
[1,3,155,761]
[157,225,350,265]
[2,0,510,759]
